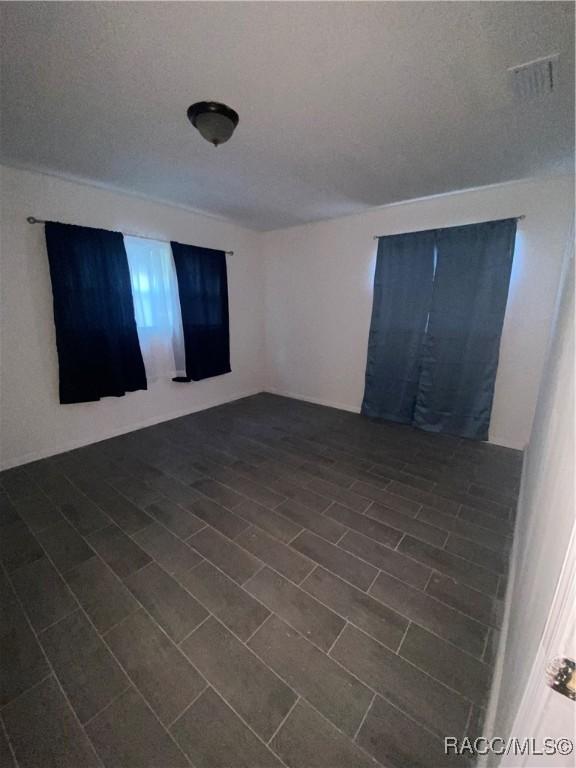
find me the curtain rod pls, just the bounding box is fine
[26,217,234,255]
[372,215,525,240]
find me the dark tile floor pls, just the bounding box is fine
[0,393,521,768]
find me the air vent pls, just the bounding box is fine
[508,55,559,99]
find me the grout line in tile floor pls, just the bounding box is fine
[352,691,377,742]
[423,569,435,592]
[261,575,480,706]
[461,697,476,742]
[266,694,301,747]
[116,557,155,580]
[165,683,209,731]
[286,527,306,546]
[495,573,504,600]
[2,565,107,768]
[176,613,213,648]
[319,499,336,516]
[96,605,142,640]
[130,519,160,538]
[33,605,80,634]
[188,681,294,768]
[297,561,317,585]
[230,521,254,543]
[1,400,519,768]
[0,672,54,714]
[62,436,512,544]
[334,528,349,546]
[242,610,274,645]
[325,620,349,656]
[294,565,491,664]
[80,684,133,730]
[59,513,112,540]
[309,664,451,764]
[394,531,406,552]
[171,545,483,710]
[482,628,493,664]
[395,619,412,656]
[10,530,196,765]
[84,639,193,767]
[171,625,299,768]
[0,706,19,768]
[299,562,319,585]
[5,490,210,750]
[85,504,481,744]
[29,444,507,632]
[366,567,382,593]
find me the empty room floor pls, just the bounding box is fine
[0,393,520,768]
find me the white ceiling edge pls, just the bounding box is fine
[2,159,573,236]
[264,172,576,234]
[0,159,244,230]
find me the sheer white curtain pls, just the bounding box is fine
[124,236,186,381]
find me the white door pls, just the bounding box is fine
[486,231,575,768]
[499,528,575,767]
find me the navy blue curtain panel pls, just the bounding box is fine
[413,219,517,440]
[44,222,147,404]
[170,242,231,382]
[361,231,435,422]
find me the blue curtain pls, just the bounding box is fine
[413,219,517,440]
[361,231,435,422]
[170,241,231,382]
[45,222,147,404]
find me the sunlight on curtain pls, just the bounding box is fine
[124,236,186,381]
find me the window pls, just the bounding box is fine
[124,236,186,381]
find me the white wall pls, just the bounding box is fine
[1,168,572,468]
[262,176,574,449]
[484,232,574,757]
[0,166,265,469]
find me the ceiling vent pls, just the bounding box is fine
[508,55,559,99]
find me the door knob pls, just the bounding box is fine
[546,657,576,701]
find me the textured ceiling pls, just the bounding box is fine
[1,1,574,230]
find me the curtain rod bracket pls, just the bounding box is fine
[26,216,234,255]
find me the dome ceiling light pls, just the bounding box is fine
[187,101,239,147]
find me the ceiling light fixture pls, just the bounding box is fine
[187,101,239,147]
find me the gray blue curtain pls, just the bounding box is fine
[361,231,435,422]
[413,219,517,440]
[45,222,147,404]
[362,218,517,440]
[170,241,231,382]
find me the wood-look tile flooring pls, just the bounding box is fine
[0,394,521,768]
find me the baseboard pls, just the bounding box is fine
[477,447,528,767]
[485,433,526,451]
[263,388,361,415]
[264,388,526,450]
[1,388,264,470]
[3,386,526,469]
